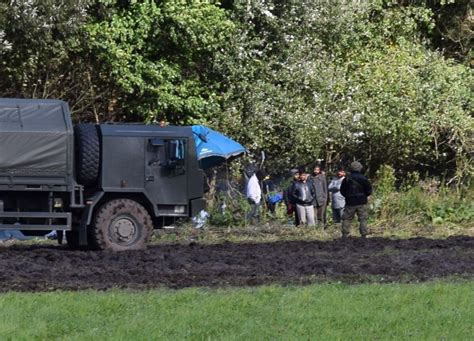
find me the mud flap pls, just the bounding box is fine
[78,192,104,246]
[190,198,206,217]
[78,206,91,246]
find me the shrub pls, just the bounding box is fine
[207,194,250,227]
[373,177,472,228]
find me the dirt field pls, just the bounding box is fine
[0,236,473,292]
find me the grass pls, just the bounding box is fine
[0,281,473,340]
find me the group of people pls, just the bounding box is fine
[245,161,372,238]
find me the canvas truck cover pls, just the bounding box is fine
[0,98,73,180]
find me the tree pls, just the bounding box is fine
[0,0,96,117]
[214,0,473,178]
[83,0,235,123]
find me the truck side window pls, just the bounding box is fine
[147,138,164,166]
[164,139,186,171]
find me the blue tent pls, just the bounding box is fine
[192,125,246,169]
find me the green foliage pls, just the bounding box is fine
[207,194,250,227]
[374,165,397,198]
[428,186,474,224]
[0,0,93,111]
[84,0,235,123]
[215,0,473,178]
[423,0,472,63]
[373,179,473,227]
[401,171,421,190]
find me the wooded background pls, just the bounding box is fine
[0,0,472,179]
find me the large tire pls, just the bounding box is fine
[74,124,100,187]
[89,199,153,251]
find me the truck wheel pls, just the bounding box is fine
[75,124,100,187]
[89,199,153,251]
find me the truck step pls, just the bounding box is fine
[0,212,71,231]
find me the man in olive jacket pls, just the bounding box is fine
[340,161,372,238]
[309,165,328,228]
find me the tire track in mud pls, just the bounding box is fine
[0,236,473,292]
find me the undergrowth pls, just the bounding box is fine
[154,166,473,244]
[371,165,473,232]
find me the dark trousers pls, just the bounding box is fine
[342,205,368,237]
[314,203,327,227]
[266,200,276,215]
[332,207,344,223]
[247,199,260,223]
[294,211,300,226]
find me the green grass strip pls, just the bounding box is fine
[0,281,473,340]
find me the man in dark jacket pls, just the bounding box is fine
[292,170,316,226]
[283,169,300,226]
[340,161,372,238]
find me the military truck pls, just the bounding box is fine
[0,98,205,251]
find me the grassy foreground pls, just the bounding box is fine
[0,282,472,340]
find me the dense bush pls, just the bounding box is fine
[215,1,473,179]
[372,165,473,228]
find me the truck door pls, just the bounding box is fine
[144,137,188,215]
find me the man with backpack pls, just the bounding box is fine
[340,161,372,238]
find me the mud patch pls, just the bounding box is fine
[0,236,473,292]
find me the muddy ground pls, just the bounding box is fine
[0,236,473,292]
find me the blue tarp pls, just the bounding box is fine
[192,125,246,169]
[0,230,30,241]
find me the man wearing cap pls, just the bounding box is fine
[340,161,372,238]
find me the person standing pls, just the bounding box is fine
[340,161,372,238]
[262,173,277,215]
[328,167,346,223]
[284,169,300,226]
[246,169,262,224]
[309,165,328,228]
[292,170,316,226]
